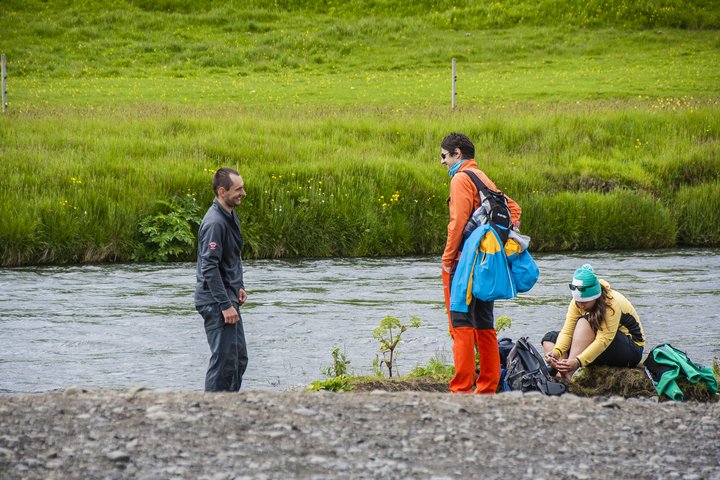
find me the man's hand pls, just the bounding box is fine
[222,306,239,325]
[238,289,247,306]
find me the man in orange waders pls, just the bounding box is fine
[440,133,522,394]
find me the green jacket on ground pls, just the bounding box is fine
[643,343,719,401]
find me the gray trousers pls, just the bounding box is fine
[196,303,248,392]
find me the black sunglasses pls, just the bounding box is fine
[569,283,595,292]
[441,152,454,160]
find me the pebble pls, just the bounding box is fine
[63,385,83,396]
[0,389,717,479]
[106,450,130,462]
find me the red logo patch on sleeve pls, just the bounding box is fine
[209,241,218,250]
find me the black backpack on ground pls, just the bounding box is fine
[461,170,513,245]
[498,337,515,392]
[505,336,566,396]
[498,337,515,370]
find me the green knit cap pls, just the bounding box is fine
[569,264,601,301]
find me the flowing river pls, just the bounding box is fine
[1,249,719,394]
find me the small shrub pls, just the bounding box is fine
[409,355,454,380]
[133,194,201,262]
[307,376,352,392]
[373,315,421,378]
[307,345,353,392]
[496,315,512,335]
[321,345,351,378]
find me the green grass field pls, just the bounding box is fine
[1,0,719,265]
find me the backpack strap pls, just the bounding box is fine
[461,170,494,203]
[461,170,512,243]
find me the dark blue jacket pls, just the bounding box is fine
[194,200,245,310]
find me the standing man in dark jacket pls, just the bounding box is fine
[195,167,248,392]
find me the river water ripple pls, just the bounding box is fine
[1,249,719,394]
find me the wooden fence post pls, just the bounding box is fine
[451,58,457,111]
[1,54,7,111]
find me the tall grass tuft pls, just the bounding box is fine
[238,160,447,259]
[523,191,676,251]
[673,181,720,246]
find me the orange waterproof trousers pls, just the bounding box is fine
[442,268,500,394]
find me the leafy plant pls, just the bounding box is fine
[307,376,351,392]
[321,345,351,378]
[372,315,421,378]
[496,315,512,335]
[307,345,353,392]
[133,194,202,261]
[372,355,384,378]
[409,351,455,380]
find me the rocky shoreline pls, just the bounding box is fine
[1,387,719,479]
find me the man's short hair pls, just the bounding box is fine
[213,167,240,196]
[441,132,475,160]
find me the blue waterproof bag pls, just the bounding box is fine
[507,249,539,293]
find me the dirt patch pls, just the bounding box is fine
[568,366,657,398]
[350,376,449,393]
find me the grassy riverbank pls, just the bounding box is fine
[346,364,720,401]
[1,1,719,265]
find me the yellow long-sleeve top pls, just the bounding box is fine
[441,160,522,270]
[553,279,645,366]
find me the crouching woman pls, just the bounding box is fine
[542,264,645,381]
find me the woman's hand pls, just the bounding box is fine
[548,357,580,381]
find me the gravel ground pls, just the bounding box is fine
[1,387,718,480]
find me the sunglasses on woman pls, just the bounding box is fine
[568,283,595,292]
